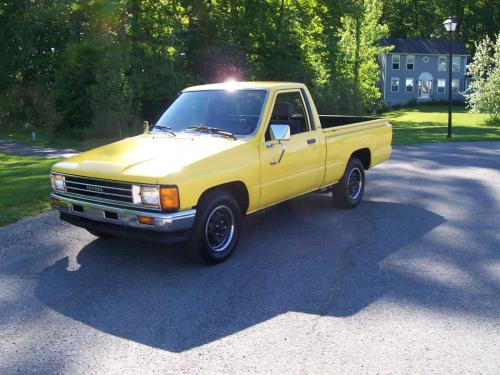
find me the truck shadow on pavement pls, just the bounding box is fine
[35,196,446,352]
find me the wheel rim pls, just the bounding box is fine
[205,205,235,252]
[347,167,363,200]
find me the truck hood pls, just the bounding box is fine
[52,133,246,184]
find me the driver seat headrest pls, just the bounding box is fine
[272,102,292,118]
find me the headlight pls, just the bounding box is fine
[50,173,65,191]
[135,185,179,209]
[140,186,160,206]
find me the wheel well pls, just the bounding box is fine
[198,181,250,214]
[351,148,371,170]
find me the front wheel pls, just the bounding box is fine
[190,190,241,264]
[332,157,365,209]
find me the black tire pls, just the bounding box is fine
[332,157,365,209]
[87,229,115,239]
[190,190,242,264]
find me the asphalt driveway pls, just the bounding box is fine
[0,139,79,158]
[0,141,499,374]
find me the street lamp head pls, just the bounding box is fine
[443,17,458,32]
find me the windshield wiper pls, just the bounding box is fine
[187,126,237,140]
[151,125,176,136]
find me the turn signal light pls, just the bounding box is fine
[137,216,155,225]
[51,198,62,207]
[160,187,179,210]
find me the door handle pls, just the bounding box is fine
[270,144,286,165]
[307,138,316,144]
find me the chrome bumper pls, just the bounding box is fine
[50,193,196,232]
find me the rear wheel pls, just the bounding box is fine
[332,157,365,208]
[190,190,241,264]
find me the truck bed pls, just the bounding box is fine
[319,115,382,129]
[318,114,392,188]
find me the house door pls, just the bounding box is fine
[418,72,433,99]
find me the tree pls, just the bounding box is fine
[1,0,497,138]
[464,33,500,119]
[380,0,500,54]
[313,0,389,114]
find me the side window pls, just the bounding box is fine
[406,55,415,70]
[266,91,309,140]
[405,78,414,92]
[437,79,446,93]
[438,56,447,71]
[452,56,460,72]
[391,77,399,92]
[392,55,400,70]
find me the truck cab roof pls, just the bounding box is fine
[183,81,306,92]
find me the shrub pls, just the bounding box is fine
[464,33,500,120]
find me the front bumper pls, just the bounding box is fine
[50,193,196,233]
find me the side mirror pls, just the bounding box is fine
[269,124,291,143]
[268,124,290,166]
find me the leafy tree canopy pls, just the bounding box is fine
[0,0,498,138]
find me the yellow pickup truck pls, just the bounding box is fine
[50,82,392,263]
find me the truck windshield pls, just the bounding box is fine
[154,90,267,137]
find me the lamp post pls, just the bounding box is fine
[443,17,458,138]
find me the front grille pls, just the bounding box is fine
[64,175,133,204]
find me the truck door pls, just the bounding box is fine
[259,90,323,208]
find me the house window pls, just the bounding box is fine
[452,79,459,93]
[452,56,460,72]
[438,56,447,71]
[392,55,400,70]
[406,55,415,70]
[391,78,399,92]
[405,78,414,92]
[437,79,446,93]
[423,56,429,63]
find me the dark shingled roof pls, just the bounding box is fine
[380,38,469,55]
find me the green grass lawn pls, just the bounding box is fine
[385,105,500,145]
[0,153,58,226]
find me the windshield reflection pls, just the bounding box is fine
[154,90,267,137]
